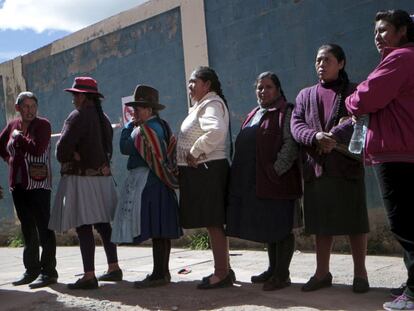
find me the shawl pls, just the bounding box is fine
[134,119,178,189]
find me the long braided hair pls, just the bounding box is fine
[317,44,350,125]
[192,66,233,158]
[86,93,111,164]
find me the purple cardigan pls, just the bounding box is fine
[291,83,364,181]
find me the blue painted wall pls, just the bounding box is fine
[1,0,414,222]
[0,8,188,220]
[204,0,414,209]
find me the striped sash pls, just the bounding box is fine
[134,121,178,189]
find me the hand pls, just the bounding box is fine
[12,129,22,138]
[101,166,111,176]
[315,132,336,154]
[73,152,81,161]
[186,153,199,168]
[186,152,207,168]
[338,116,351,125]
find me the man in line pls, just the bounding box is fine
[0,91,57,288]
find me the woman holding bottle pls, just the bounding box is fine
[291,44,369,293]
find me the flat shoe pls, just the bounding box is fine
[134,273,170,289]
[251,270,272,283]
[301,272,332,292]
[67,277,98,290]
[98,269,123,282]
[29,275,57,289]
[197,273,233,290]
[203,269,236,283]
[12,273,39,286]
[262,276,291,291]
[352,277,370,293]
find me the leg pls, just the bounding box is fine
[348,233,368,279]
[75,225,96,280]
[375,163,414,298]
[207,226,229,282]
[94,223,120,272]
[251,243,276,283]
[163,239,171,277]
[315,234,333,279]
[275,233,295,281]
[12,187,41,277]
[30,189,57,278]
[133,238,171,288]
[302,234,333,292]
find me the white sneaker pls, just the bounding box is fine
[383,294,414,310]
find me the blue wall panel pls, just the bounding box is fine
[17,8,187,200]
[204,0,414,208]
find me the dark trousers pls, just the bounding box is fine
[11,186,57,277]
[375,162,414,298]
[76,223,118,273]
[268,233,295,280]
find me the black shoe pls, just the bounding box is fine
[67,277,98,290]
[12,273,39,286]
[391,283,407,298]
[203,269,236,283]
[97,269,123,282]
[134,273,171,289]
[301,272,333,292]
[29,275,58,289]
[197,273,233,290]
[251,270,272,283]
[262,276,291,291]
[352,277,370,293]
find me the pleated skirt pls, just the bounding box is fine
[49,175,117,233]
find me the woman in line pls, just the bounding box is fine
[345,10,414,311]
[226,72,302,291]
[49,77,121,289]
[291,44,369,293]
[177,66,233,289]
[111,84,182,288]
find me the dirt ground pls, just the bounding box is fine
[0,246,407,310]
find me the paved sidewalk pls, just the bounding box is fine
[0,246,406,310]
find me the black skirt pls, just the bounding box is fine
[303,175,369,235]
[178,159,229,229]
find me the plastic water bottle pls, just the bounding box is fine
[348,114,369,154]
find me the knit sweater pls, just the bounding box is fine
[177,92,229,165]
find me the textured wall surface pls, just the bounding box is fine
[0,7,188,223]
[1,0,414,236]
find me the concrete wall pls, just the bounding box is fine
[1,0,414,251]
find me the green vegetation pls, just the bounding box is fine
[188,231,210,250]
[8,230,24,247]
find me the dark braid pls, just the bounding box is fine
[86,93,111,164]
[192,66,233,158]
[317,44,349,125]
[334,69,350,125]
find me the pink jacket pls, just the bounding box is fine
[345,43,414,165]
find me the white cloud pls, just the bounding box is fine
[0,50,27,61]
[0,0,149,33]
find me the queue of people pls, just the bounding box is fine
[0,8,413,311]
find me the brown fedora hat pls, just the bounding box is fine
[125,85,165,111]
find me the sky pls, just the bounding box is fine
[0,0,149,63]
